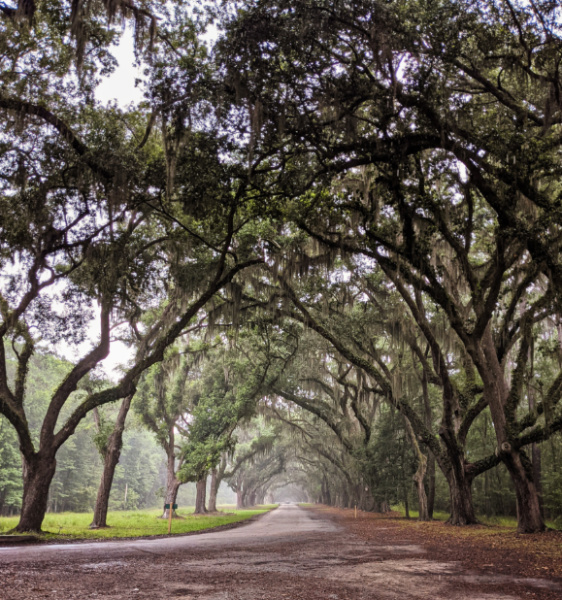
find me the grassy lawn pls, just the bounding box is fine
[0,505,277,540]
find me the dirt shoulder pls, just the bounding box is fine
[310,506,562,582]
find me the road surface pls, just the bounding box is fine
[0,504,559,599]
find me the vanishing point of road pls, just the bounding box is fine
[0,504,560,600]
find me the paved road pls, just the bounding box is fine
[0,505,560,600]
[0,504,336,563]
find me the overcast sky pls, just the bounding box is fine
[96,28,143,107]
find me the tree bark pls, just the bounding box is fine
[421,364,435,519]
[504,449,545,533]
[477,329,545,532]
[15,452,57,533]
[90,395,132,528]
[426,454,436,519]
[446,468,477,525]
[236,489,244,509]
[528,370,544,519]
[161,479,181,519]
[404,417,430,521]
[161,450,182,519]
[413,472,429,521]
[531,443,543,517]
[208,468,218,512]
[194,475,207,514]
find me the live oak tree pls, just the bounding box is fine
[264,396,372,510]
[269,333,387,512]
[135,344,203,520]
[0,0,159,68]
[176,319,292,512]
[3,0,562,534]
[218,0,562,532]
[273,260,505,523]
[134,331,262,518]
[0,4,270,532]
[229,237,494,521]
[222,251,435,515]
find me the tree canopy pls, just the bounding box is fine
[1,0,562,534]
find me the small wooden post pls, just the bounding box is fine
[166,503,177,534]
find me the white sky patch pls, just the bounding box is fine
[97,341,135,382]
[96,28,144,107]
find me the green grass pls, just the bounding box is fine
[0,505,277,540]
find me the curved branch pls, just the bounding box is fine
[0,96,112,179]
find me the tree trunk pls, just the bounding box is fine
[426,453,436,519]
[421,367,435,519]
[161,479,181,519]
[208,468,218,512]
[236,489,243,509]
[528,372,544,519]
[159,424,183,520]
[160,460,181,519]
[15,453,57,533]
[446,469,477,525]
[90,395,132,528]
[503,449,545,533]
[478,329,545,532]
[194,475,207,514]
[413,472,429,521]
[532,443,543,518]
[323,477,331,505]
[404,417,430,521]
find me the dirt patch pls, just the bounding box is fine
[313,506,562,599]
[318,507,562,578]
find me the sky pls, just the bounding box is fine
[96,28,143,107]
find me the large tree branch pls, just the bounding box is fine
[0,96,112,179]
[52,258,263,450]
